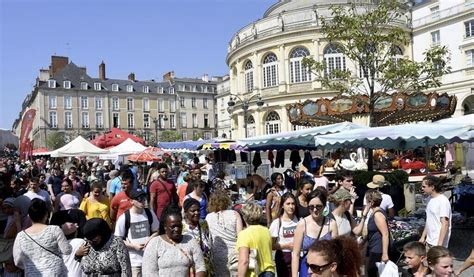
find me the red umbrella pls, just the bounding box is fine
[127,151,161,163]
[90,128,145,148]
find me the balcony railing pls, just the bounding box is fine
[413,2,474,28]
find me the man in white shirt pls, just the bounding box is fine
[115,190,159,277]
[15,176,52,217]
[419,175,451,248]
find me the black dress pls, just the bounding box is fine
[296,196,310,219]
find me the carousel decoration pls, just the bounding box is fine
[286,92,456,127]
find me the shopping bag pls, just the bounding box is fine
[376,260,399,277]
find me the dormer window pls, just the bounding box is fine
[127,85,133,92]
[169,87,175,94]
[81,82,88,90]
[112,84,119,92]
[94,82,101,91]
[63,80,71,89]
[158,87,164,94]
[143,85,149,93]
[48,79,56,88]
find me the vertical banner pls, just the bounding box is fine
[19,109,36,160]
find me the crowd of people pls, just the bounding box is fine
[0,154,472,277]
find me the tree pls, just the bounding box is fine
[192,131,203,141]
[302,0,451,127]
[160,130,181,142]
[47,131,66,150]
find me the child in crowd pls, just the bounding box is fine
[401,241,428,277]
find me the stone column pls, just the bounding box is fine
[278,44,287,93]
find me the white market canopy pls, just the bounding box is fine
[313,114,474,150]
[50,136,109,157]
[99,138,146,160]
[237,122,365,150]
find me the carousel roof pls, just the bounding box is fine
[286,92,456,127]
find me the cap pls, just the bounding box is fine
[129,190,147,200]
[331,188,352,202]
[367,175,387,189]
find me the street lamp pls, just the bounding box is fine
[152,114,168,144]
[227,93,264,138]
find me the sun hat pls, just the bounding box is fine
[367,174,388,189]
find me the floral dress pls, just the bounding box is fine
[182,220,213,276]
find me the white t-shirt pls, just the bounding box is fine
[333,213,352,236]
[363,193,394,211]
[114,209,159,266]
[63,238,85,277]
[425,194,451,247]
[269,216,298,252]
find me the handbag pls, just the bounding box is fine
[0,239,14,262]
[228,248,259,274]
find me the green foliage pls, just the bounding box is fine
[353,170,408,189]
[160,130,181,142]
[47,131,66,150]
[302,0,451,122]
[192,132,203,141]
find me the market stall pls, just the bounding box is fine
[49,136,109,157]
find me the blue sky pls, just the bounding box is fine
[0,0,275,130]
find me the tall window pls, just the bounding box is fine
[48,79,56,88]
[192,114,198,127]
[180,96,185,108]
[182,131,188,141]
[430,6,440,19]
[466,20,474,38]
[49,111,57,128]
[64,96,72,109]
[246,115,256,137]
[143,86,149,93]
[180,112,187,128]
[113,113,120,128]
[265,111,281,135]
[263,53,278,88]
[127,85,133,92]
[65,111,72,128]
[143,98,150,112]
[112,84,119,92]
[431,30,440,46]
[95,112,103,128]
[81,112,89,128]
[204,114,209,128]
[170,99,176,112]
[290,47,310,83]
[204,132,212,140]
[324,44,346,77]
[127,113,134,128]
[391,46,404,65]
[112,97,119,110]
[49,95,57,109]
[170,114,176,128]
[192,97,196,108]
[158,114,166,128]
[158,99,164,112]
[94,82,101,91]
[467,50,474,67]
[63,80,71,89]
[244,60,254,92]
[203,98,208,109]
[95,97,103,110]
[127,97,134,111]
[143,113,150,128]
[81,96,88,109]
[81,82,88,90]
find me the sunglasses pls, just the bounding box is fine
[308,204,324,211]
[306,261,333,274]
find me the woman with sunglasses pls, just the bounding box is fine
[306,236,362,277]
[142,206,206,277]
[270,192,298,277]
[291,190,338,277]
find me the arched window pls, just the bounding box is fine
[246,115,256,137]
[265,111,281,134]
[391,46,404,65]
[323,44,346,77]
[263,53,278,88]
[290,47,310,83]
[244,60,254,93]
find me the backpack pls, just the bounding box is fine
[123,208,153,240]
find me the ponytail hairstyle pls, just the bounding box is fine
[308,236,362,277]
[278,192,298,218]
[427,246,452,268]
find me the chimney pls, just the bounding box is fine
[202,74,209,82]
[99,61,106,80]
[49,56,69,77]
[163,71,175,81]
[128,72,135,81]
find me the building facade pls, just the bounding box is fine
[225,0,412,139]
[216,75,232,139]
[412,0,474,116]
[12,56,219,147]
